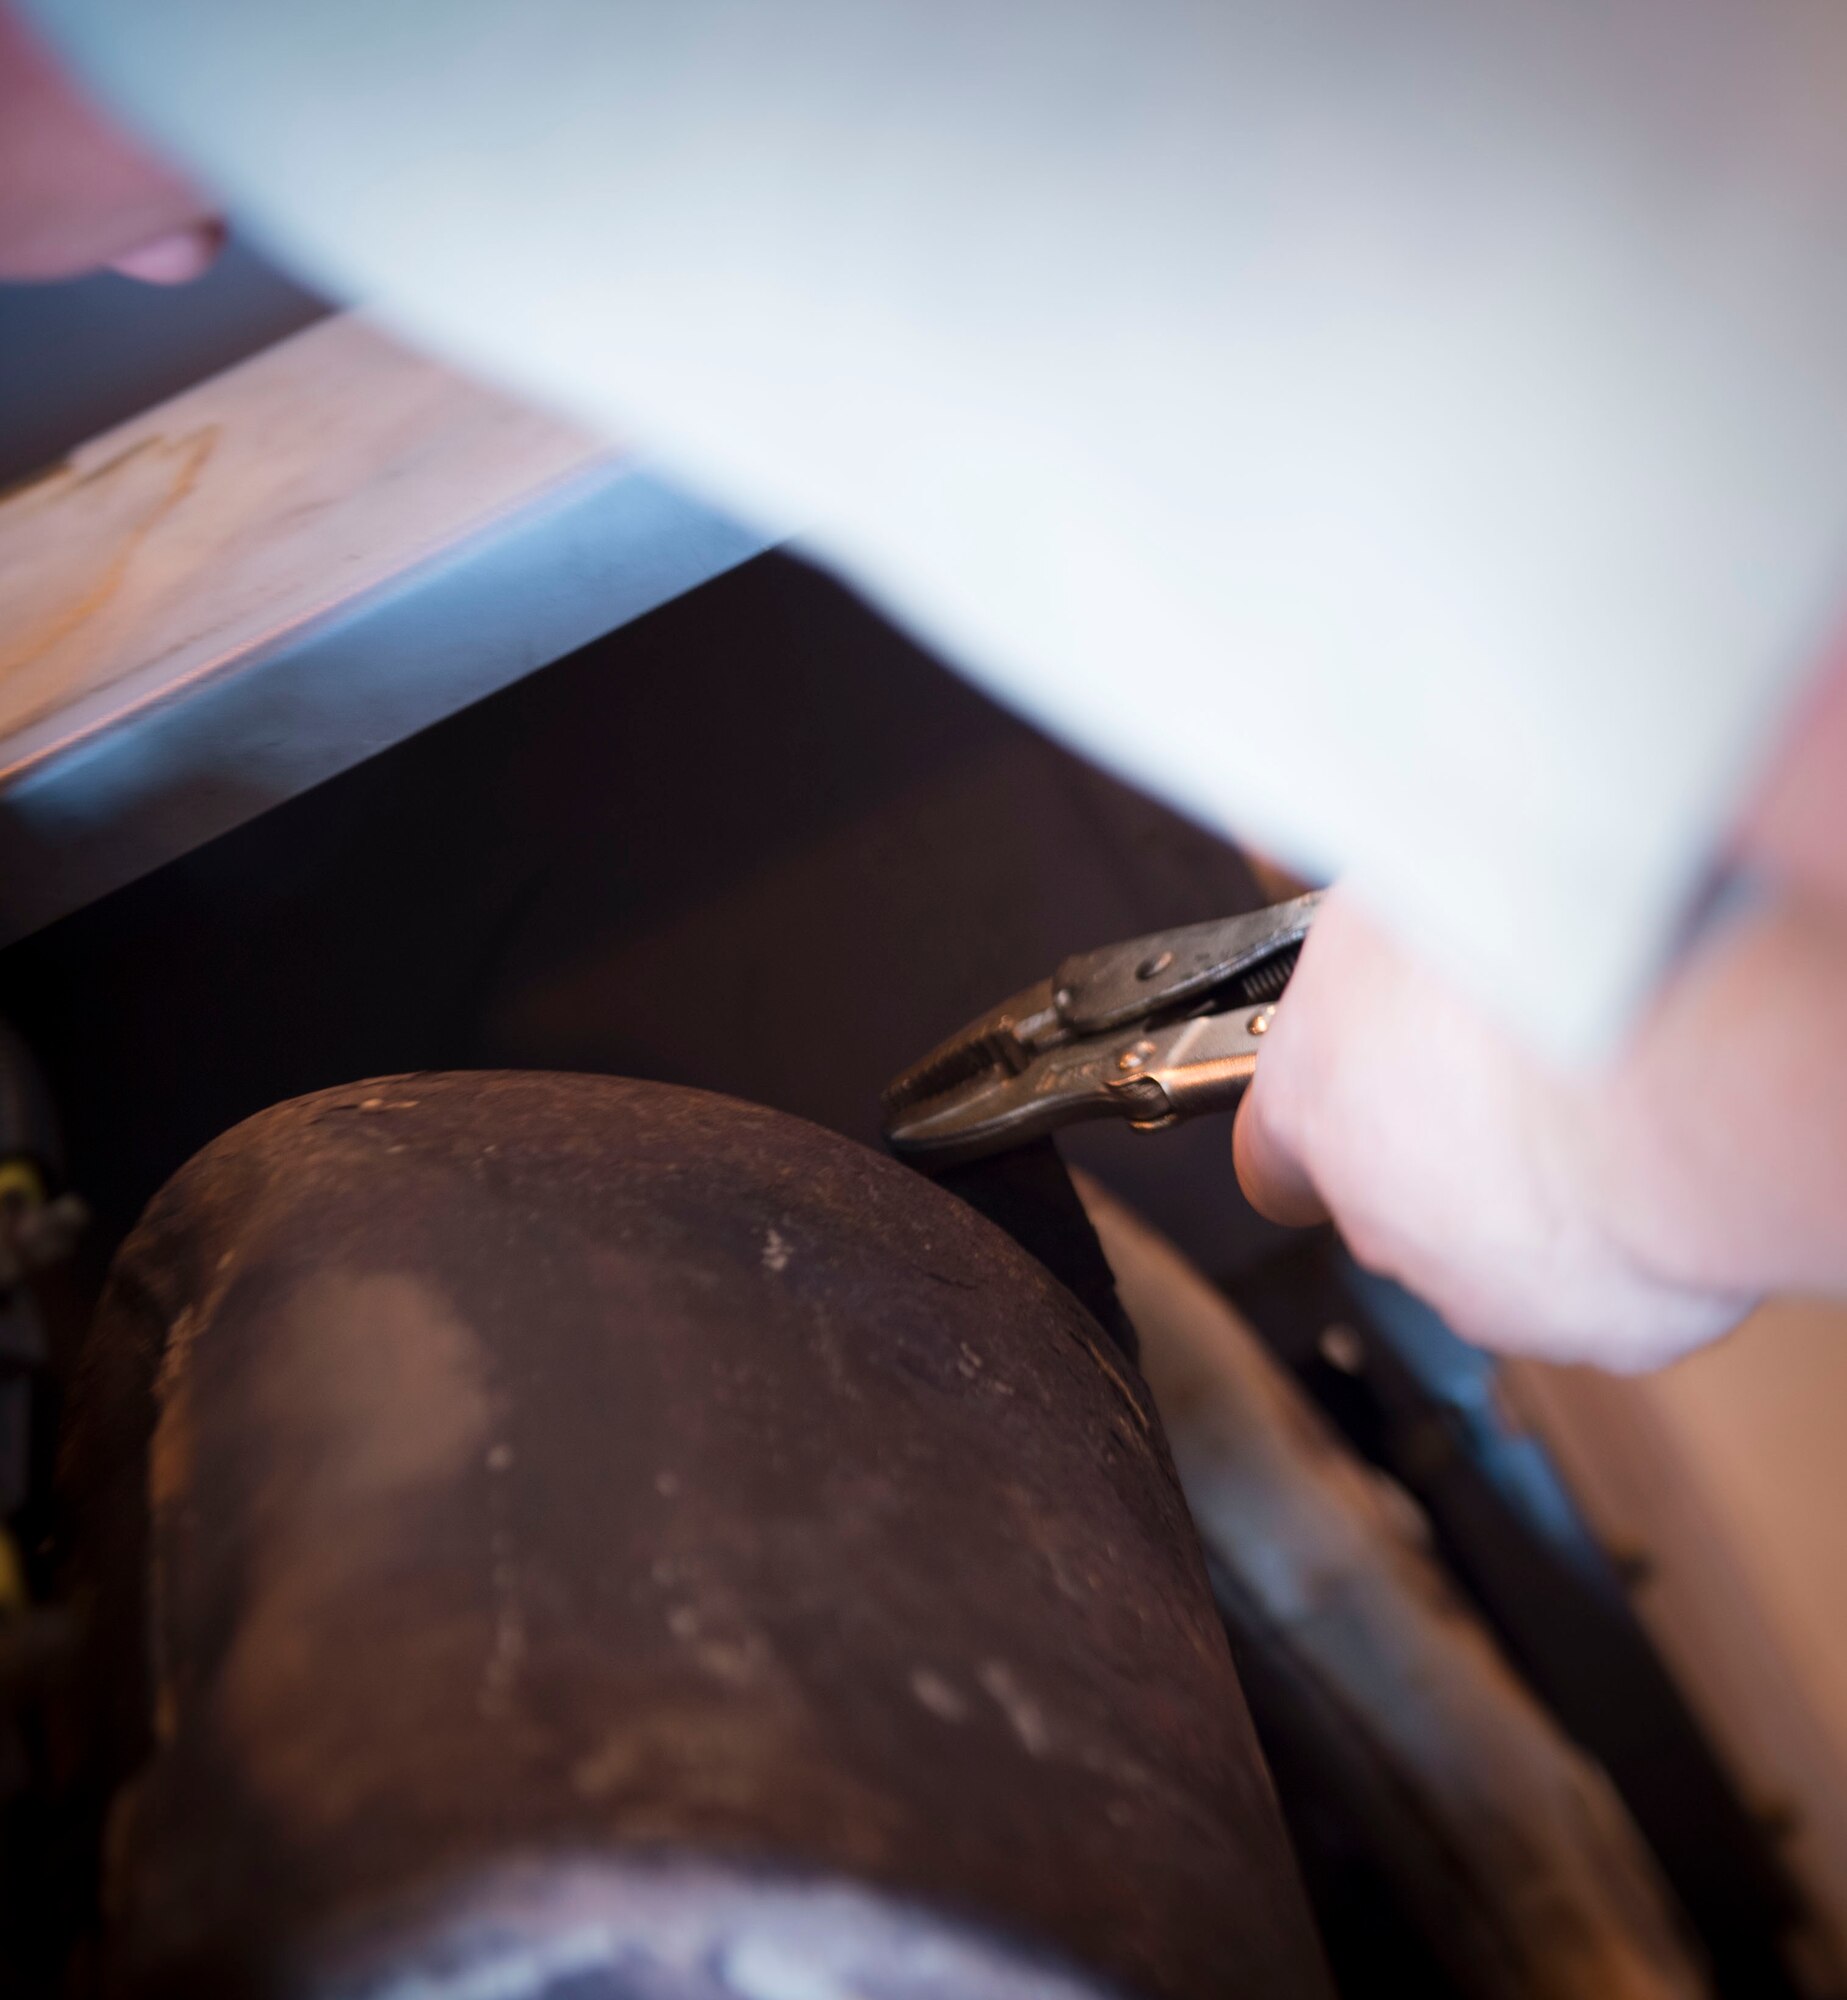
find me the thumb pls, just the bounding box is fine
[1233,1071,1329,1227]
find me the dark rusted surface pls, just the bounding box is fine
[65,1072,1327,1999]
[931,1139,1140,1363]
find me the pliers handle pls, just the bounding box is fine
[883,892,1320,1167]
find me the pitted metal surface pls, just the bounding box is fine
[66,1072,1328,1999]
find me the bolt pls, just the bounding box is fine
[1136,950,1175,981]
[1248,1007,1274,1036]
[1117,1039,1158,1073]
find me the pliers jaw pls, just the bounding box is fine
[883,892,1321,1168]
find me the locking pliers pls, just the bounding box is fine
[883,892,1320,1167]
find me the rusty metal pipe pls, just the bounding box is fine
[63,1072,1327,1999]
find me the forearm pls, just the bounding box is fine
[1584,886,1847,1302]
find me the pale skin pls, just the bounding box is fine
[1235,654,1847,1369]
[4,1,1842,1372]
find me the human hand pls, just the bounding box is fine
[1232,885,1847,1370]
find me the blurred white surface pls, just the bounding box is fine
[29,0,1847,1056]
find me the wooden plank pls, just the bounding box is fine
[0,315,768,939]
[0,315,606,759]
